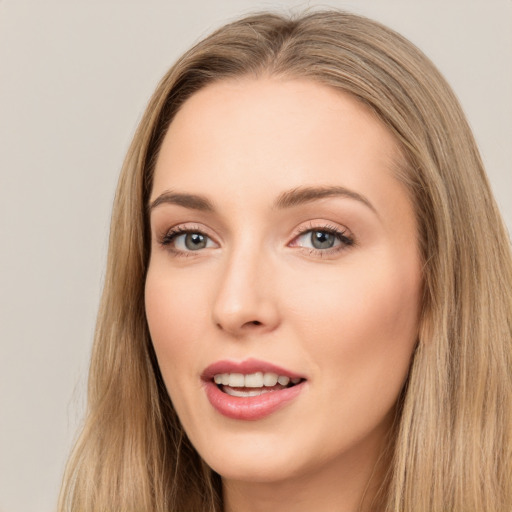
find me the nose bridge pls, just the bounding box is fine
[212,237,278,335]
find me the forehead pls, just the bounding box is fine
[152,77,406,215]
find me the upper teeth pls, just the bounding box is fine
[213,372,301,388]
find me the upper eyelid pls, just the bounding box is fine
[290,220,352,238]
[294,224,345,235]
[159,223,217,241]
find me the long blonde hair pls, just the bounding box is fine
[59,10,512,511]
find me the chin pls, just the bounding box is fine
[192,428,310,483]
[207,453,306,484]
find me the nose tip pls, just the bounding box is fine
[212,256,280,337]
[213,299,279,337]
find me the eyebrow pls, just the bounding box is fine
[149,185,376,214]
[149,191,214,212]
[273,185,376,213]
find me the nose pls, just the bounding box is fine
[212,246,280,337]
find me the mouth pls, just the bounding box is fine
[202,359,307,420]
[213,372,304,397]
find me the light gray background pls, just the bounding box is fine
[1,1,510,511]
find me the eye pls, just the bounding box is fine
[161,227,217,254]
[175,232,212,251]
[300,230,340,250]
[291,225,354,254]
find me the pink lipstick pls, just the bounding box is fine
[201,358,306,421]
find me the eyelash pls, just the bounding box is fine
[159,225,212,258]
[158,223,355,258]
[291,223,355,257]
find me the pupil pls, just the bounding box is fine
[185,233,207,250]
[312,231,335,249]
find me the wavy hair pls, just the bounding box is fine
[58,10,512,511]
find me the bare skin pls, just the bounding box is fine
[145,77,421,512]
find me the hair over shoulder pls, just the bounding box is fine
[59,10,512,512]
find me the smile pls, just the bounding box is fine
[202,360,307,420]
[214,371,302,397]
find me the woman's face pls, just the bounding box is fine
[145,78,422,485]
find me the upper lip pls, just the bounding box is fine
[201,358,305,381]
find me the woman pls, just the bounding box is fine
[58,10,512,512]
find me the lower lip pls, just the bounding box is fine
[203,380,305,421]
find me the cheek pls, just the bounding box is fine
[286,254,421,397]
[144,265,218,431]
[144,266,208,383]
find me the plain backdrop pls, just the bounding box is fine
[0,1,510,511]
